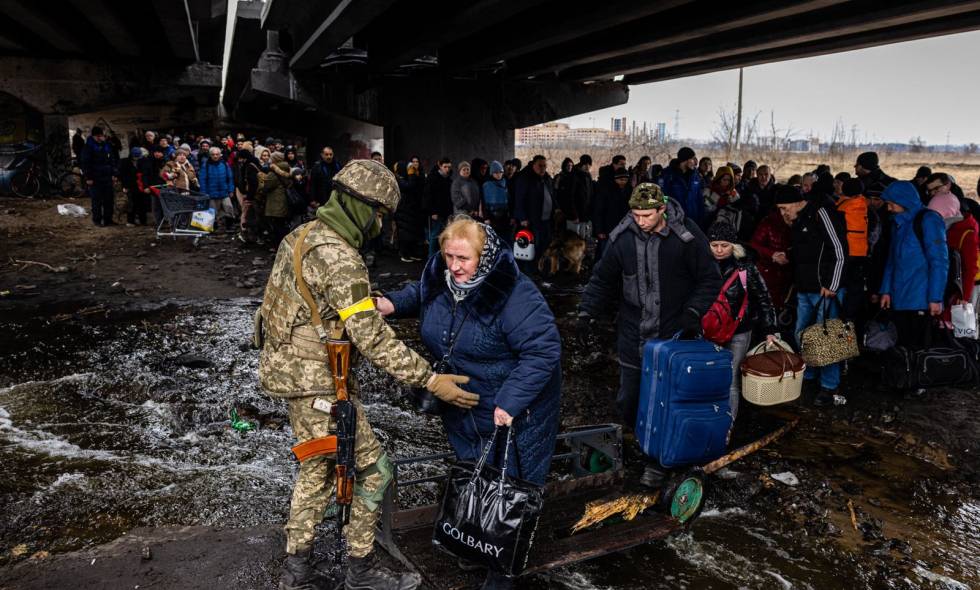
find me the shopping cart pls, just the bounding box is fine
[156,187,212,244]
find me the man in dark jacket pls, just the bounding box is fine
[422,158,453,257]
[138,144,167,224]
[309,146,342,205]
[854,151,896,199]
[742,164,776,219]
[597,154,627,185]
[578,183,721,487]
[80,126,118,226]
[569,154,595,224]
[775,185,849,406]
[658,146,704,226]
[515,155,555,268]
[592,168,631,260]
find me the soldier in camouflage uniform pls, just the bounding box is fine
[258,159,479,590]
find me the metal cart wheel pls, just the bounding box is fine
[661,468,706,525]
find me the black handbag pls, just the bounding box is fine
[409,305,471,415]
[432,427,544,577]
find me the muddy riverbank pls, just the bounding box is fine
[1,202,978,589]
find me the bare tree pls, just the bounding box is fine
[827,118,848,172]
[909,136,927,154]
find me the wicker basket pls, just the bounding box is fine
[741,339,806,406]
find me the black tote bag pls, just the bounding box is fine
[431,426,544,577]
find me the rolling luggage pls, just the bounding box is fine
[636,334,734,468]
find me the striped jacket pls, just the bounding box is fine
[789,194,848,294]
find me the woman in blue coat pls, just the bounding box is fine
[879,181,949,346]
[377,217,562,487]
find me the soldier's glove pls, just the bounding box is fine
[576,313,593,346]
[426,373,479,409]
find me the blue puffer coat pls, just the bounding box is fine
[880,181,949,310]
[659,163,704,226]
[198,158,235,198]
[386,247,562,484]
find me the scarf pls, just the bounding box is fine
[315,190,381,249]
[444,224,502,302]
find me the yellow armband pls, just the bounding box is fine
[337,297,375,321]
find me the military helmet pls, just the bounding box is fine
[332,159,400,212]
[629,182,668,210]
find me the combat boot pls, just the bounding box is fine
[280,550,333,590]
[345,551,421,590]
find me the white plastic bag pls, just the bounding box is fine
[951,302,978,339]
[190,208,216,232]
[57,203,87,217]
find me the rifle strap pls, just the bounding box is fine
[292,222,344,342]
[292,435,337,462]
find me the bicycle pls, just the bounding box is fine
[10,157,85,198]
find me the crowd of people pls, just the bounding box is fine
[232,139,978,589]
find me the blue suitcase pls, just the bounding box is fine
[635,335,734,468]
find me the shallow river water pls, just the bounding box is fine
[0,299,976,589]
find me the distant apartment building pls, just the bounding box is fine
[610,116,628,133]
[655,122,667,141]
[516,122,620,147]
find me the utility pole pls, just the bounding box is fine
[735,67,744,153]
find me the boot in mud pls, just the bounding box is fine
[280,550,333,590]
[480,570,514,590]
[345,551,421,590]
[641,464,667,489]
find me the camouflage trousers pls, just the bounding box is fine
[285,396,390,558]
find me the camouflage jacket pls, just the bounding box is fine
[259,220,432,397]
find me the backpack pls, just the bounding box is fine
[836,196,869,257]
[913,209,962,300]
[701,268,748,345]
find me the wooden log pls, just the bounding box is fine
[702,416,800,475]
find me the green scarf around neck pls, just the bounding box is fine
[316,190,380,249]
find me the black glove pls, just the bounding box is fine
[678,309,703,339]
[576,313,592,346]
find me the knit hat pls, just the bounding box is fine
[842,178,864,197]
[129,147,143,159]
[178,143,191,155]
[613,168,630,180]
[834,171,851,182]
[91,126,104,136]
[629,183,667,210]
[677,146,696,162]
[743,160,757,170]
[707,221,737,244]
[271,151,285,163]
[199,138,211,147]
[715,165,735,182]
[915,166,932,179]
[774,184,804,204]
[490,160,504,174]
[458,161,471,173]
[290,167,303,177]
[856,151,879,170]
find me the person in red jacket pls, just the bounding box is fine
[947,198,979,307]
[749,209,793,310]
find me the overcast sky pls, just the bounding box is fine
[559,30,980,146]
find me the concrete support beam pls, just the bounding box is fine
[625,8,980,85]
[67,0,141,58]
[222,0,264,108]
[381,78,514,166]
[497,80,629,129]
[0,0,83,54]
[151,0,200,61]
[506,0,847,79]
[0,58,221,115]
[566,0,980,81]
[289,0,397,70]
[440,0,690,71]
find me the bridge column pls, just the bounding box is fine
[381,78,514,168]
[41,115,71,178]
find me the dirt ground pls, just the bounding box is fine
[0,196,273,312]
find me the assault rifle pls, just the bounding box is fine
[326,338,356,526]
